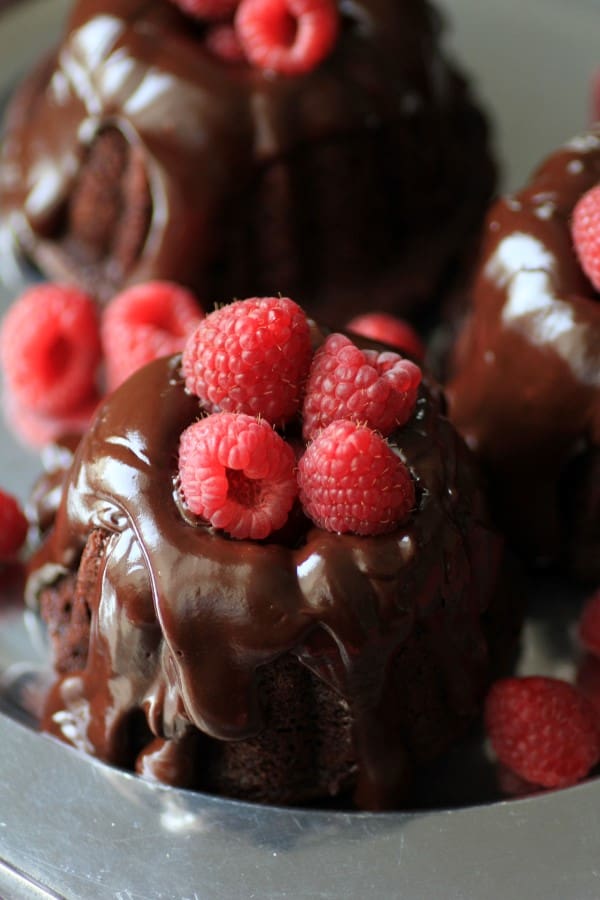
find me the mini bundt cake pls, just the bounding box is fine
[447,130,600,582]
[26,297,514,810]
[0,0,495,325]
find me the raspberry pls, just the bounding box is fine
[576,655,600,720]
[302,333,421,440]
[235,0,338,76]
[572,183,600,292]
[0,284,101,417]
[0,489,28,559]
[170,0,239,20]
[578,589,600,656]
[298,420,415,535]
[485,676,600,789]
[3,389,99,449]
[102,281,203,391]
[179,412,297,540]
[182,296,312,426]
[346,313,425,362]
[205,23,247,63]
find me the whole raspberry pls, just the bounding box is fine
[179,412,297,540]
[0,284,101,417]
[572,183,600,292]
[205,23,247,63]
[297,420,415,535]
[3,389,99,449]
[576,655,600,720]
[485,676,600,789]
[346,313,425,362]
[302,333,421,440]
[182,296,312,426]
[578,589,600,656]
[102,281,203,391]
[235,0,338,76]
[170,0,239,21]
[0,489,28,559]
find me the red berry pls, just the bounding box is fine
[170,0,239,20]
[0,489,28,559]
[576,655,600,720]
[102,281,203,391]
[346,313,425,362]
[0,284,101,417]
[578,589,600,656]
[205,23,247,63]
[302,333,421,440]
[182,296,312,426]
[298,420,415,535]
[485,676,600,789]
[179,412,297,540]
[572,183,600,292]
[235,0,338,76]
[3,388,99,449]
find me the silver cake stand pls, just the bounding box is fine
[0,1,599,897]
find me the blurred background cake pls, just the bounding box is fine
[0,0,496,327]
[446,130,600,582]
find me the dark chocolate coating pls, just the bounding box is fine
[27,329,507,810]
[0,0,495,323]
[447,132,600,581]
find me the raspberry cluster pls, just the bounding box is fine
[170,0,339,75]
[0,281,203,446]
[485,589,600,794]
[179,296,420,540]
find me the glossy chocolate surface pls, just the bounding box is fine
[0,0,495,319]
[27,329,503,810]
[447,132,600,579]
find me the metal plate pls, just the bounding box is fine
[0,2,599,898]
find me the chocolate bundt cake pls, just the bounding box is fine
[447,131,600,582]
[0,0,496,324]
[26,312,513,811]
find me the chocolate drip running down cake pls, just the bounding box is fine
[0,0,495,323]
[447,131,600,582]
[26,323,513,811]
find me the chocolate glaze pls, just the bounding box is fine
[27,327,507,810]
[447,131,600,580]
[0,0,495,322]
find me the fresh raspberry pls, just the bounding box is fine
[179,412,297,540]
[0,284,101,417]
[302,333,421,440]
[102,281,203,391]
[485,676,600,789]
[3,388,99,449]
[170,0,239,21]
[576,654,600,720]
[182,296,312,426]
[0,489,28,559]
[572,183,600,292]
[346,313,425,362]
[297,420,415,535]
[578,589,600,656]
[205,23,247,63]
[235,0,338,76]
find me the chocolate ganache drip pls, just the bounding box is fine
[0,0,495,321]
[27,325,507,810]
[447,131,600,581]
